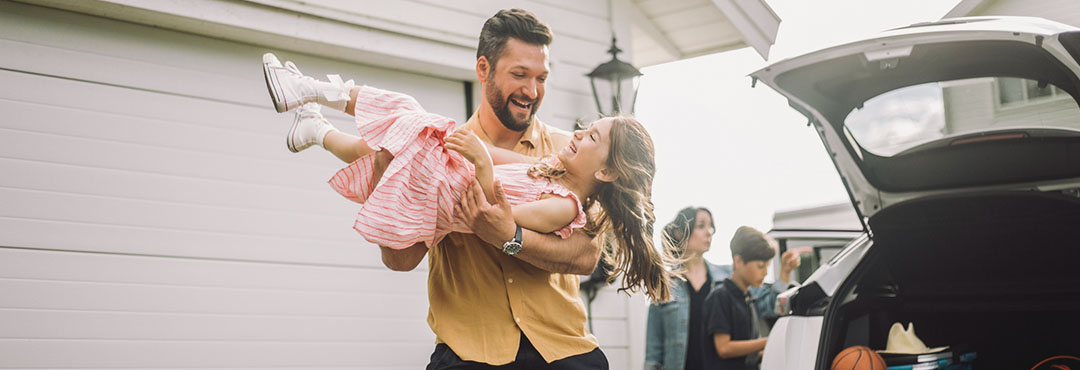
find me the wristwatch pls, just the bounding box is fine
[502,224,523,256]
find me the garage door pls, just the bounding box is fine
[0,1,466,368]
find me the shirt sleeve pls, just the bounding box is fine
[703,289,732,336]
[539,183,587,239]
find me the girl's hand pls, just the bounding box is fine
[446,130,492,167]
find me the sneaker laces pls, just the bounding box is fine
[296,103,327,124]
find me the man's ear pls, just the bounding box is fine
[594,167,619,183]
[476,57,490,83]
[733,255,744,267]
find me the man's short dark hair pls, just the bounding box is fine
[730,226,777,262]
[477,9,553,71]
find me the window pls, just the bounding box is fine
[997,77,1067,107]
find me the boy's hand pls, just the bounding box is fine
[778,248,809,284]
[446,130,492,167]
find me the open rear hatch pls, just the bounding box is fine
[751,16,1080,228]
[752,17,1080,369]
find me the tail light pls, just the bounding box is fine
[775,288,796,317]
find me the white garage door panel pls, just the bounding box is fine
[0,158,342,220]
[2,97,291,168]
[0,339,432,368]
[0,309,431,342]
[0,279,428,319]
[1,37,255,109]
[0,188,348,243]
[0,217,375,267]
[0,70,340,185]
[0,1,466,120]
[0,127,331,192]
[0,248,426,291]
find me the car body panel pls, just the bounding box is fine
[761,316,823,370]
[799,234,870,297]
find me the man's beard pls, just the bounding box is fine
[485,79,536,132]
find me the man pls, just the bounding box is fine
[380,9,608,369]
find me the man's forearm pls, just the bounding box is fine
[513,229,600,275]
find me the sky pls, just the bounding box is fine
[634,0,963,265]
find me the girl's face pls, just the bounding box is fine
[685,210,714,255]
[558,118,614,181]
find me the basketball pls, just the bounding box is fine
[831,346,887,370]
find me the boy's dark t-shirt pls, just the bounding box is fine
[703,278,758,370]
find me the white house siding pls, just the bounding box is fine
[971,0,1080,27]
[1,0,647,368]
[942,80,1080,134]
[942,80,997,134]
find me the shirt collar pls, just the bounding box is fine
[464,113,540,148]
[722,278,750,298]
[517,117,542,147]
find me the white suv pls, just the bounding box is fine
[752,16,1080,370]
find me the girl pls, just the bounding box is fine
[262,53,672,303]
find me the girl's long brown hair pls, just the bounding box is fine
[529,116,674,303]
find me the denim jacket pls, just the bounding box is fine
[644,263,787,370]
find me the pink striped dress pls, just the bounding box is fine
[328,86,587,249]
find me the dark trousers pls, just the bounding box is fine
[426,333,608,370]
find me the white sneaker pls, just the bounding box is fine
[287,103,335,153]
[262,53,354,113]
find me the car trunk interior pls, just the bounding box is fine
[822,191,1080,369]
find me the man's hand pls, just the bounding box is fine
[455,178,515,247]
[778,248,808,284]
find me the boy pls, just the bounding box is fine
[703,226,778,370]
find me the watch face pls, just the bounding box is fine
[503,241,522,255]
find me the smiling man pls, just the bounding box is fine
[379,9,608,370]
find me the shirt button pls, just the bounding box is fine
[508,278,514,283]
[515,317,521,323]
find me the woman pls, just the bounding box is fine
[645,207,725,370]
[645,207,794,369]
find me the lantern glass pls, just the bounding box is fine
[587,37,643,116]
[589,74,641,116]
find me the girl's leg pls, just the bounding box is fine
[322,130,393,186]
[322,130,375,164]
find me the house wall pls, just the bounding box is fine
[0,0,647,368]
[971,0,1080,27]
[942,79,1080,135]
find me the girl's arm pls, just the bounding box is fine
[447,130,577,234]
[446,130,497,204]
[488,145,538,165]
[510,196,578,234]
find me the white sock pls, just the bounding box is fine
[314,120,339,148]
[313,74,354,112]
